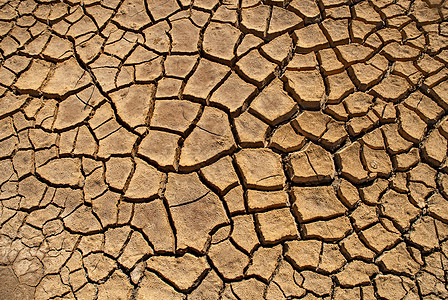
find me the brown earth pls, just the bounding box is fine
[0,0,448,299]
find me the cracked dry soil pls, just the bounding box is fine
[0,0,448,299]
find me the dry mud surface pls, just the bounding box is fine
[1,0,448,299]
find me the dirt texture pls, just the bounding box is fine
[0,0,448,299]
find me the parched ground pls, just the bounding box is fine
[0,0,448,299]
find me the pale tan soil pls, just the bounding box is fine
[0,0,448,299]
